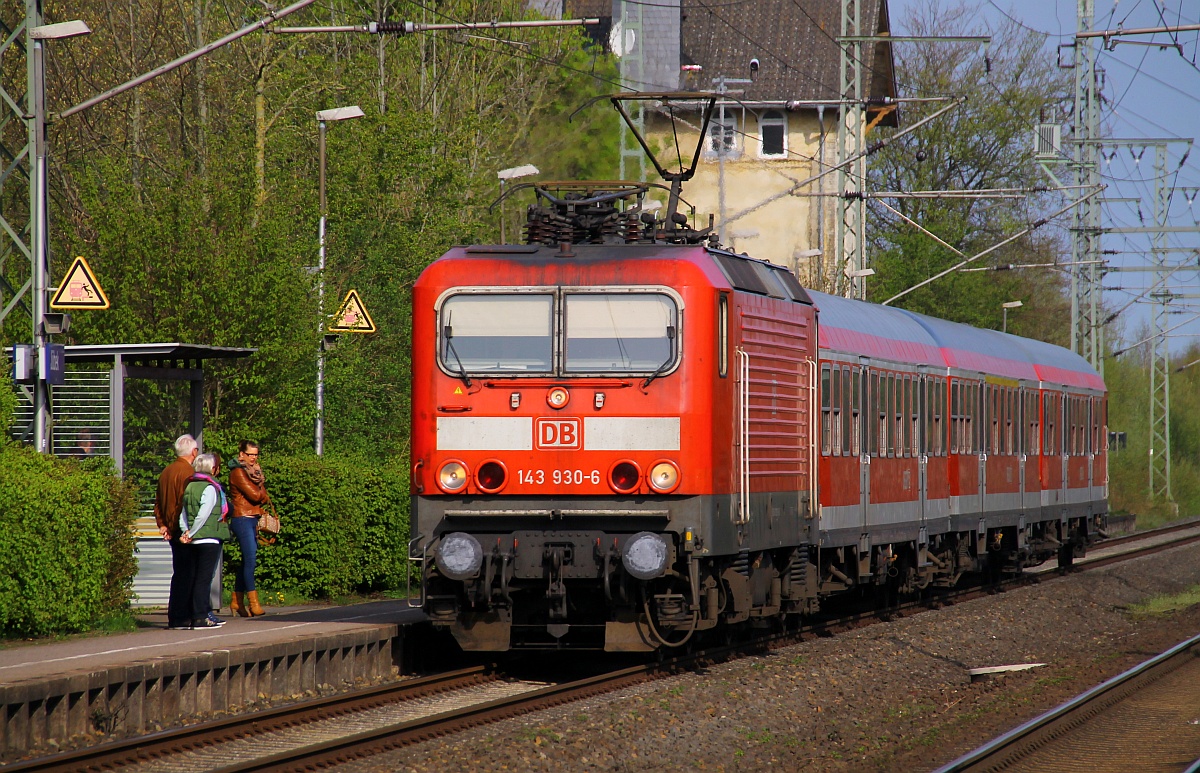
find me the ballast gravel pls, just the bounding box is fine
[339,540,1200,772]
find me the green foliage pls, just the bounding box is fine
[0,383,15,438]
[0,445,138,637]
[220,453,411,598]
[866,1,1071,337]
[2,0,622,464]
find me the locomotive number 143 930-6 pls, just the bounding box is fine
[517,469,602,485]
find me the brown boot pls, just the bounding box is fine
[231,592,250,617]
[246,590,266,616]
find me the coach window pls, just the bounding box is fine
[1031,392,1040,456]
[887,374,897,457]
[937,379,947,455]
[838,367,849,455]
[821,364,831,455]
[871,371,881,456]
[1006,389,1015,455]
[759,110,787,157]
[950,381,960,454]
[439,293,554,373]
[1045,394,1057,455]
[831,366,843,455]
[564,293,677,373]
[718,294,729,377]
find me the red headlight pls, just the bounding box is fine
[609,460,641,494]
[476,460,507,493]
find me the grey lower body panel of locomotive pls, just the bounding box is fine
[411,491,1105,652]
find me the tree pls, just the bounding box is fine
[2,0,622,473]
[866,0,1072,341]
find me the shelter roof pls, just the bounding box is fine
[64,343,255,364]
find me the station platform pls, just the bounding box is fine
[0,599,430,760]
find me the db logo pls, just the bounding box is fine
[535,418,581,449]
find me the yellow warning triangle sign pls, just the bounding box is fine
[51,256,110,309]
[328,289,376,333]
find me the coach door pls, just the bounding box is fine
[977,380,987,517]
[918,373,929,524]
[860,364,871,532]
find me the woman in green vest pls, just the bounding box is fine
[178,452,231,629]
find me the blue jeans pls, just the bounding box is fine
[230,516,259,592]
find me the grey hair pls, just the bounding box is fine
[174,434,198,457]
[193,453,217,475]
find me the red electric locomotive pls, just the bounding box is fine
[408,97,1106,652]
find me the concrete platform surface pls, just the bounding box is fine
[0,599,429,757]
[0,599,426,686]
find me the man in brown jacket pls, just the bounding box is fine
[155,434,199,629]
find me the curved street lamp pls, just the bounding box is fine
[1002,300,1023,333]
[315,105,364,456]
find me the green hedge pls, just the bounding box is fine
[222,455,411,598]
[0,445,139,637]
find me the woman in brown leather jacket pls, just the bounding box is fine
[228,440,269,616]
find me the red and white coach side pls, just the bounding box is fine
[811,290,1106,589]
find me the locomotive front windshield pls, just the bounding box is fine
[564,294,675,372]
[438,290,678,376]
[440,294,554,371]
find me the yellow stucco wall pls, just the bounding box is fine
[645,109,841,294]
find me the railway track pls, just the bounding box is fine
[9,524,1200,773]
[935,631,1200,772]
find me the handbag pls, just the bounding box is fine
[257,499,281,545]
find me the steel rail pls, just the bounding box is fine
[934,632,1200,772]
[2,666,495,773]
[9,524,1200,772]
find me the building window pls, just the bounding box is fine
[709,115,739,157]
[759,110,786,157]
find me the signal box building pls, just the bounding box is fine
[544,0,898,292]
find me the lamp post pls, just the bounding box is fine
[1002,300,1023,333]
[315,105,364,456]
[28,19,91,453]
[497,164,539,243]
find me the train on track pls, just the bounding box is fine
[407,96,1107,653]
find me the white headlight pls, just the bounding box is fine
[648,461,680,492]
[622,531,669,580]
[436,532,483,580]
[437,461,469,493]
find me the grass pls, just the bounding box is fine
[1127,585,1200,618]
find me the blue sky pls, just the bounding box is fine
[886,0,1200,353]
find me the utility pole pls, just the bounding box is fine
[712,76,751,244]
[837,0,866,300]
[616,1,648,183]
[1149,143,1172,506]
[1070,0,1102,369]
[1096,138,1197,507]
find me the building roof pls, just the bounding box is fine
[562,0,898,122]
[679,0,896,112]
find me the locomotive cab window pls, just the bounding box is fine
[564,293,677,373]
[440,293,554,372]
